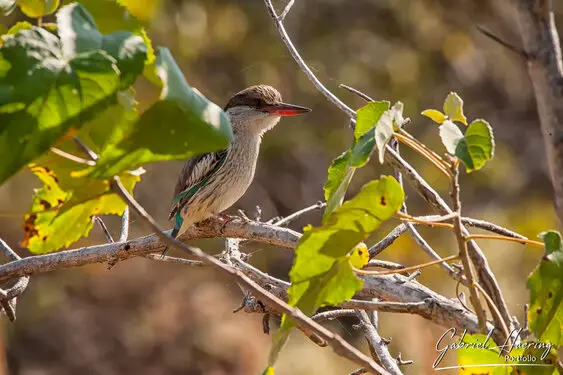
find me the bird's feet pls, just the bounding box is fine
[216,213,238,233]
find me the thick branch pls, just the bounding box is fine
[514,0,563,222]
[0,218,299,283]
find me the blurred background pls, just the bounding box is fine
[1,0,562,373]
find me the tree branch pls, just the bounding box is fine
[514,0,563,223]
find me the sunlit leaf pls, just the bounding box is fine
[527,231,563,348]
[421,109,447,124]
[354,100,389,142]
[0,22,33,47]
[117,0,159,22]
[22,164,139,253]
[88,47,233,179]
[456,334,511,374]
[288,176,404,316]
[75,0,155,67]
[455,119,494,172]
[439,120,464,155]
[443,92,467,125]
[0,3,147,184]
[57,3,148,88]
[18,0,59,18]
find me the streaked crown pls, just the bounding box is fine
[224,85,282,111]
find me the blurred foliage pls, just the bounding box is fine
[0,0,562,374]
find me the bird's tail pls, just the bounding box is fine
[161,225,180,258]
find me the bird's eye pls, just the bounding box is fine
[256,99,266,107]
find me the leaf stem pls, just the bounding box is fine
[393,132,452,178]
[464,234,544,248]
[355,254,459,276]
[395,211,455,229]
[472,281,512,347]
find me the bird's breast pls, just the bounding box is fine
[206,137,261,213]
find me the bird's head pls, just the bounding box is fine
[224,85,311,136]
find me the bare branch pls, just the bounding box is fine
[513,0,563,223]
[312,309,357,322]
[450,162,489,333]
[476,25,527,58]
[143,254,205,266]
[0,240,29,322]
[263,0,356,118]
[0,239,21,262]
[119,206,129,242]
[356,310,402,374]
[339,84,375,102]
[0,218,300,283]
[273,201,325,227]
[278,0,294,22]
[94,217,114,243]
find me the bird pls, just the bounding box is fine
[163,85,311,256]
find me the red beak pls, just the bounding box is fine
[263,103,311,117]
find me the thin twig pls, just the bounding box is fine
[312,309,357,322]
[464,234,544,248]
[476,25,528,58]
[72,137,98,161]
[366,260,406,270]
[119,206,129,242]
[356,310,402,375]
[50,147,96,166]
[450,162,488,333]
[273,201,326,227]
[369,224,408,258]
[461,218,527,239]
[143,254,205,266]
[94,217,114,243]
[473,281,511,347]
[278,0,294,21]
[263,0,356,119]
[0,239,20,261]
[339,84,374,102]
[356,255,459,276]
[396,211,455,229]
[0,240,28,322]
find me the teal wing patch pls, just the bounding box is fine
[169,148,229,223]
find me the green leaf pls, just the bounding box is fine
[527,231,563,348]
[354,101,389,142]
[323,150,354,219]
[443,92,467,125]
[117,0,159,22]
[22,90,140,253]
[288,176,404,317]
[76,0,155,68]
[57,3,148,88]
[455,333,557,374]
[88,47,233,179]
[22,163,139,254]
[18,0,59,17]
[439,120,464,155]
[0,27,120,184]
[421,109,447,124]
[456,334,511,374]
[456,119,495,172]
[0,4,148,184]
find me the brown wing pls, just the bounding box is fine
[168,149,228,220]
